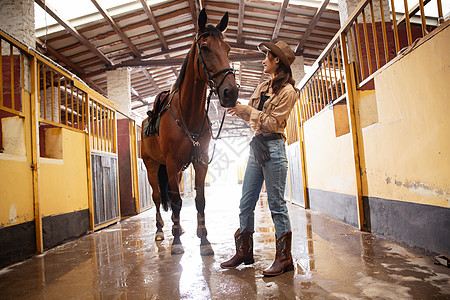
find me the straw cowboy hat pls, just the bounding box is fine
[258,41,295,68]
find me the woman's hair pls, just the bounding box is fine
[267,52,298,95]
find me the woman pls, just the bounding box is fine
[220,41,298,276]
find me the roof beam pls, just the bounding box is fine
[142,69,162,94]
[187,0,199,32]
[295,0,331,54]
[35,0,113,67]
[237,0,245,45]
[90,0,141,58]
[271,0,290,41]
[138,0,169,50]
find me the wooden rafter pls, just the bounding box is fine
[90,0,141,58]
[139,0,169,50]
[35,0,113,67]
[237,0,245,45]
[271,0,290,41]
[142,69,162,94]
[295,0,331,54]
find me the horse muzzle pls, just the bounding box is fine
[218,80,239,108]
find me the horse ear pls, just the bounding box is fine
[216,12,229,32]
[198,8,207,32]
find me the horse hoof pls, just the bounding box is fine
[171,244,184,255]
[155,232,164,241]
[200,244,214,256]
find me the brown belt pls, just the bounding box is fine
[263,133,284,141]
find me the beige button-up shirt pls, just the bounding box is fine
[247,81,298,138]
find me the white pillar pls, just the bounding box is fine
[0,0,35,49]
[292,56,305,87]
[107,68,132,117]
[338,0,390,25]
[0,0,35,93]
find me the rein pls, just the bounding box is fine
[167,32,235,169]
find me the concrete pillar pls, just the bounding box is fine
[0,0,35,49]
[39,87,60,123]
[0,0,34,93]
[338,0,390,26]
[292,55,305,87]
[107,68,132,117]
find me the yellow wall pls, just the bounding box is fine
[40,128,89,216]
[361,25,450,208]
[0,92,34,227]
[303,108,356,195]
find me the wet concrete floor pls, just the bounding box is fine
[1,184,449,299]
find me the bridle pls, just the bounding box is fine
[167,31,237,169]
[195,31,235,96]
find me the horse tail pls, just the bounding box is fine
[157,164,171,211]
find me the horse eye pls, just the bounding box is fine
[200,43,209,52]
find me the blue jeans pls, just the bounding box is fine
[239,139,291,239]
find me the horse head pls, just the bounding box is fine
[196,9,239,108]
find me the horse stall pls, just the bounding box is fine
[0,30,138,268]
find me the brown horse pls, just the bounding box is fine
[141,9,238,255]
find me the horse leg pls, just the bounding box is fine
[194,162,214,256]
[144,158,165,241]
[167,163,184,255]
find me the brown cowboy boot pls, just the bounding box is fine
[220,229,254,269]
[262,231,294,276]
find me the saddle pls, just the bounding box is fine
[143,90,170,138]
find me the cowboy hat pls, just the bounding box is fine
[258,41,295,68]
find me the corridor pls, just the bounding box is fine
[1,184,449,299]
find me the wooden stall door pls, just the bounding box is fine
[91,153,119,226]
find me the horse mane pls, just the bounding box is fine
[172,25,224,91]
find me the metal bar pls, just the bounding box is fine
[379,0,390,63]
[316,72,324,110]
[403,0,413,46]
[336,44,345,95]
[331,48,339,98]
[71,83,74,127]
[306,83,313,119]
[106,109,111,152]
[390,0,400,53]
[58,74,61,124]
[50,71,54,122]
[114,112,117,153]
[326,54,335,100]
[96,102,100,150]
[64,79,68,126]
[369,0,381,69]
[43,65,46,120]
[312,74,320,113]
[318,67,326,107]
[101,106,105,152]
[418,0,427,37]
[354,19,366,79]
[324,56,332,102]
[10,44,15,111]
[362,10,373,75]
[82,93,85,131]
[76,88,80,129]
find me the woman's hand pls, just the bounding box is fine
[227,102,251,121]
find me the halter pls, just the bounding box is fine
[167,31,236,169]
